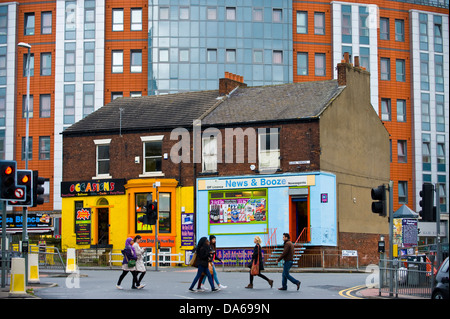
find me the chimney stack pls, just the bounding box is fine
[219,72,247,96]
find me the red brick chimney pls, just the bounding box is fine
[219,72,247,96]
[337,52,351,86]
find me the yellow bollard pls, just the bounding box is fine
[28,254,40,284]
[10,258,26,295]
[66,248,77,273]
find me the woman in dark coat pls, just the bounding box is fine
[245,236,273,289]
[189,237,218,292]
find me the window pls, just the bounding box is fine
[0,88,5,127]
[258,128,280,170]
[380,58,390,81]
[179,7,189,20]
[273,51,283,64]
[112,8,124,31]
[22,95,33,118]
[397,140,407,163]
[314,12,325,35]
[359,7,369,42]
[159,7,169,20]
[40,94,51,118]
[159,49,169,62]
[396,59,405,82]
[159,193,171,233]
[438,183,447,212]
[253,8,263,22]
[419,14,428,51]
[64,43,75,81]
[24,13,35,35]
[23,53,34,77]
[136,193,152,233]
[395,19,404,42]
[420,53,429,91]
[342,6,352,42]
[381,98,391,121]
[398,181,408,204]
[141,135,163,175]
[41,53,51,76]
[297,52,308,75]
[84,42,95,81]
[434,15,443,52]
[422,134,431,165]
[315,53,326,76]
[436,95,445,132]
[84,2,95,38]
[131,50,142,73]
[21,137,33,161]
[207,7,217,20]
[111,92,123,100]
[226,49,236,63]
[435,55,444,92]
[396,99,406,122]
[202,136,218,172]
[41,11,52,34]
[437,135,445,165]
[83,84,95,117]
[179,49,189,62]
[39,136,50,160]
[112,50,123,73]
[207,49,217,62]
[421,93,430,131]
[64,85,75,124]
[380,18,389,40]
[296,11,307,34]
[94,139,111,177]
[131,8,142,31]
[226,7,236,20]
[65,1,76,40]
[360,47,370,71]
[273,9,282,23]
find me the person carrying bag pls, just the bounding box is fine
[245,236,273,289]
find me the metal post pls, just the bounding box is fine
[388,180,394,296]
[435,184,441,267]
[154,183,159,271]
[1,201,6,288]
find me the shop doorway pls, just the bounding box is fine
[97,207,109,247]
[291,197,309,243]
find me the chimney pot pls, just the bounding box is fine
[354,56,360,67]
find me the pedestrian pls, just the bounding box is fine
[133,235,146,289]
[277,233,301,291]
[245,235,273,289]
[188,237,218,292]
[116,237,139,290]
[198,235,227,290]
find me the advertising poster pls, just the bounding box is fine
[402,219,418,247]
[181,212,194,247]
[209,198,266,224]
[75,208,91,245]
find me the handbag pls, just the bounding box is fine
[250,246,260,275]
[189,252,197,267]
[128,259,136,268]
[208,262,214,274]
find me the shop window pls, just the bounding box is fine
[159,193,171,233]
[208,189,267,225]
[136,192,152,233]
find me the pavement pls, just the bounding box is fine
[0,267,431,300]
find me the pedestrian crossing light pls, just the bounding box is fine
[371,185,386,217]
[147,201,158,225]
[419,183,434,222]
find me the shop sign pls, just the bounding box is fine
[199,175,315,191]
[138,236,176,247]
[0,213,52,229]
[215,249,258,264]
[75,208,91,245]
[61,179,126,197]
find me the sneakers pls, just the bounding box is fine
[219,284,227,289]
[211,288,219,292]
[116,285,123,290]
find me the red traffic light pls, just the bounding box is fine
[4,166,13,175]
[21,175,29,183]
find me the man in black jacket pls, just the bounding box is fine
[277,233,301,291]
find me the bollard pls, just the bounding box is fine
[66,248,77,273]
[28,254,40,284]
[10,258,26,295]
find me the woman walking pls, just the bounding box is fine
[189,237,218,292]
[245,236,273,289]
[198,235,227,290]
[116,237,139,290]
[133,235,146,289]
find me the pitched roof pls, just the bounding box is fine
[201,80,344,126]
[62,90,221,135]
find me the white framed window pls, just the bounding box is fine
[94,139,112,179]
[258,128,280,171]
[131,50,142,73]
[112,8,124,31]
[226,7,236,20]
[112,50,123,73]
[140,135,164,177]
[202,136,218,173]
[131,8,142,31]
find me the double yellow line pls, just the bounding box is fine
[339,285,366,299]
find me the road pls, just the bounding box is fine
[34,267,369,300]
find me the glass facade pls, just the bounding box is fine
[148,0,293,95]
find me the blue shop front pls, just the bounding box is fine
[196,172,337,249]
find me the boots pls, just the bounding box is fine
[245,284,253,289]
[268,279,273,288]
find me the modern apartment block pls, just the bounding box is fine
[0,0,448,220]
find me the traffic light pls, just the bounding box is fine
[147,201,158,225]
[419,183,434,222]
[371,185,386,217]
[0,160,25,201]
[32,170,45,207]
[8,169,33,207]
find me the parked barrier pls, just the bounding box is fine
[10,258,26,295]
[28,253,40,283]
[66,248,77,273]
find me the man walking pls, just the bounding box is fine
[277,233,301,291]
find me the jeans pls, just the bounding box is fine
[190,264,215,289]
[202,263,219,285]
[281,261,299,288]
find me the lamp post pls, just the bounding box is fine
[17,42,31,285]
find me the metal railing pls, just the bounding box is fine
[378,259,433,298]
[108,249,184,268]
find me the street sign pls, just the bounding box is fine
[342,250,358,257]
